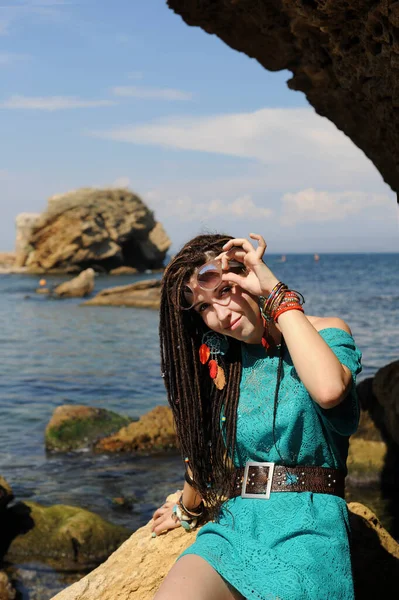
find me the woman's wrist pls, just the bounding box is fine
[259,283,305,323]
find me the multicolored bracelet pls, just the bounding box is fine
[172,500,199,531]
[259,282,305,323]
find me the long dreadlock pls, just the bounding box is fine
[159,234,243,521]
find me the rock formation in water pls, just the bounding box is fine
[15,188,171,272]
[168,0,399,194]
[82,278,161,309]
[45,405,132,452]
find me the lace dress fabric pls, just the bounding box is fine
[180,328,362,600]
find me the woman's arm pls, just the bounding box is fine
[276,312,353,409]
[219,234,353,410]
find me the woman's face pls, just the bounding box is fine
[186,275,264,344]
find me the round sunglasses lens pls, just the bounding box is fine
[181,285,194,309]
[197,262,222,290]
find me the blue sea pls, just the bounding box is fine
[0,253,397,598]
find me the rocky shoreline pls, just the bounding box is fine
[1,361,399,599]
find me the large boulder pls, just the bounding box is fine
[19,188,171,272]
[0,501,130,572]
[82,279,161,309]
[95,405,177,453]
[45,405,132,452]
[50,493,399,600]
[168,0,399,193]
[53,268,95,298]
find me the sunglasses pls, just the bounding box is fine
[180,258,245,310]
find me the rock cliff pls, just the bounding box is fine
[16,188,171,272]
[168,0,399,194]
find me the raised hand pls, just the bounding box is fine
[216,233,279,297]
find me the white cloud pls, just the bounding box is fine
[1,95,116,110]
[143,189,273,223]
[0,1,68,35]
[280,188,393,226]
[91,107,385,190]
[111,86,193,101]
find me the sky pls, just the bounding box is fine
[1,0,398,254]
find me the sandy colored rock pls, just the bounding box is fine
[15,213,41,267]
[109,266,138,275]
[0,477,13,511]
[45,405,131,452]
[82,279,161,309]
[50,495,399,600]
[0,253,16,268]
[53,268,95,298]
[19,188,170,272]
[168,0,399,193]
[95,405,176,452]
[1,501,130,571]
[0,572,16,600]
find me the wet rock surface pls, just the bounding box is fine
[168,0,399,193]
[45,405,132,452]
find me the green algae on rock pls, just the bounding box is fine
[0,501,130,572]
[45,405,132,452]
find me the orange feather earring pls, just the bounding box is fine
[199,332,229,390]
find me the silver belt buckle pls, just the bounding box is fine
[241,461,275,499]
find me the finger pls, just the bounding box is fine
[151,512,170,532]
[249,233,267,259]
[153,518,179,536]
[152,506,167,520]
[222,238,255,253]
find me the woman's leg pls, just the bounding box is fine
[153,554,245,600]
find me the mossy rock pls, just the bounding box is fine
[0,501,130,571]
[347,438,387,483]
[45,405,132,452]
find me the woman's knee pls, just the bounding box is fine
[153,554,244,600]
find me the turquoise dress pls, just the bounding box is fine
[180,328,362,600]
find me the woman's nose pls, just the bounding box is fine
[214,302,231,322]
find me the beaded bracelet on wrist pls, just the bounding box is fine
[259,283,305,323]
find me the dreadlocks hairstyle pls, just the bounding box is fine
[159,233,245,521]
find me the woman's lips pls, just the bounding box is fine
[228,316,242,331]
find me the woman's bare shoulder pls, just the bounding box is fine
[306,315,352,335]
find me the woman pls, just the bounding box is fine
[152,233,362,600]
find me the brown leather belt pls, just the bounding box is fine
[230,462,345,499]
